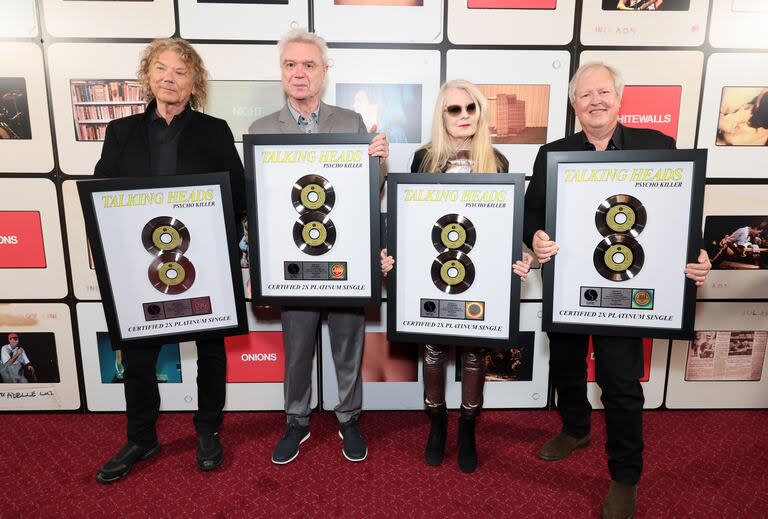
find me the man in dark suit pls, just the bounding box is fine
[248,28,388,465]
[524,62,711,519]
[93,38,244,483]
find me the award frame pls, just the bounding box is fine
[78,172,248,348]
[543,149,707,340]
[386,172,525,349]
[244,133,381,307]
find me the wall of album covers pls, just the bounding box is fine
[1,0,766,412]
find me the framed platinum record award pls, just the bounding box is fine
[387,173,525,349]
[78,173,248,348]
[244,134,381,307]
[543,149,707,339]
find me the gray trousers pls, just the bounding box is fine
[281,307,365,426]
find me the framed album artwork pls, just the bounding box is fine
[77,172,248,348]
[76,302,199,412]
[699,184,768,300]
[543,149,707,339]
[244,133,381,307]
[386,172,525,349]
[666,302,768,409]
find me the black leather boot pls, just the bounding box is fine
[425,406,448,466]
[457,415,477,473]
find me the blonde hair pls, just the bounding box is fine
[137,38,208,110]
[418,80,501,174]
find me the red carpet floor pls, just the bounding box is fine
[1,410,766,518]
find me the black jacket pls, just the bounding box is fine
[523,125,675,247]
[410,147,510,173]
[93,102,246,216]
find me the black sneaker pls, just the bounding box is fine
[95,441,161,484]
[338,418,367,462]
[196,432,223,471]
[271,424,310,465]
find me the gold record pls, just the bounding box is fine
[593,234,644,282]
[431,251,475,294]
[293,211,336,256]
[141,216,190,255]
[595,194,646,237]
[292,174,335,214]
[432,214,476,253]
[148,252,196,294]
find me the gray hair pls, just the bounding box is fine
[568,62,624,104]
[278,28,329,65]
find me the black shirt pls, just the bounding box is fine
[146,101,192,176]
[581,124,623,151]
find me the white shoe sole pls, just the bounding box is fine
[337,431,368,462]
[271,431,310,465]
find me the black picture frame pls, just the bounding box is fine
[78,172,248,348]
[542,149,707,340]
[386,172,525,349]
[243,133,382,307]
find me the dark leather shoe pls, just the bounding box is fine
[196,432,223,471]
[95,441,161,484]
[537,432,590,461]
[602,481,637,519]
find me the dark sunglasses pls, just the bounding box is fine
[444,103,477,116]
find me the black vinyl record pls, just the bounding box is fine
[141,216,190,255]
[431,214,476,253]
[148,252,196,295]
[593,234,645,282]
[293,211,336,256]
[431,250,475,294]
[595,194,646,238]
[291,174,335,214]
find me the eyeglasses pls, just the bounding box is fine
[444,103,477,117]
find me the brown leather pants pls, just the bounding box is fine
[423,344,486,418]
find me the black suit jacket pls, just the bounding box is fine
[94,103,246,217]
[523,124,675,247]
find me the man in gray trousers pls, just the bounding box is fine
[249,28,388,464]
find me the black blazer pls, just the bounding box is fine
[94,103,246,216]
[410,147,510,173]
[523,125,676,247]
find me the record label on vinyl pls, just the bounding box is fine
[431,250,475,294]
[148,252,196,295]
[595,194,646,237]
[292,175,335,214]
[293,211,336,256]
[432,214,476,253]
[142,216,190,255]
[593,234,645,282]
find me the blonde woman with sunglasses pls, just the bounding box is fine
[381,79,531,473]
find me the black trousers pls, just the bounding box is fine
[122,338,226,447]
[548,332,645,485]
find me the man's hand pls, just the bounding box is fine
[685,249,711,287]
[513,252,534,282]
[368,124,389,162]
[380,248,395,276]
[532,229,559,264]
